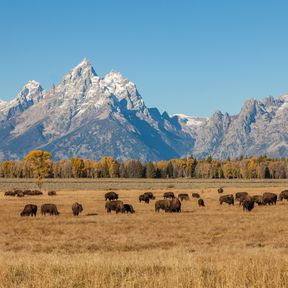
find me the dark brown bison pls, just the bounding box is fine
[192,193,200,199]
[279,190,288,201]
[25,190,43,196]
[218,187,224,193]
[139,194,150,203]
[178,193,189,201]
[235,192,248,201]
[198,198,205,207]
[105,200,124,213]
[48,190,57,196]
[242,197,255,212]
[105,191,119,201]
[20,204,37,216]
[41,203,60,216]
[262,192,277,205]
[4,191,17,196]
[251,195,263,205]
[143,192,155,200]
[155,200,171,212]
[236,193,250,206]
[163,192,175,199]
[219,194,234,205]
[23,190,31,195]
[122,204,135,214]
[168,198,181,212]
[72,202,83,216]
[17,191,24,197]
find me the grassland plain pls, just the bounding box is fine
[0,179,288,287]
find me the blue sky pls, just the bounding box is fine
[1,0,288,117]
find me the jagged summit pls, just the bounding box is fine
[0,59,287,161]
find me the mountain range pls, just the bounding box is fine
[0,58,287,161]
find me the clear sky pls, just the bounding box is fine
[1,0,288,117]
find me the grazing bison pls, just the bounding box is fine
[192,193,200,199]
[17,191,24,197]
[251,195,263,206]
[122,204,135,214]
[48,190,57,196]
[72,202,83,216]
[41,203,60,216]
[163,192,175,199]
[143,192,155,200]
[23,190,31,195]
[178,193,189,201]
[237,193,250,206]
[262,192,277,205]
[198,198,205,207]
[219,194,234,205]
[25,190,43,196]
[168,198,181,212]
[20,204,37,216]
[242,197,255,212]
[105,200,124,213]
[4,191,17,196]
[139,194,150,203]
[235,192,248,201]
[105,191,119,201]
[218,187,224,193]
[279,190,288,201]
[155,200,171,212]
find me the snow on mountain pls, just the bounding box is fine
[0,58,287,161]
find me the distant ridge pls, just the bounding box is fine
[0,59,287,160]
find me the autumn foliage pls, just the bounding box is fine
[0,152,287,179]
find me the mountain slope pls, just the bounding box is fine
[0,59,194,161]
[0,58,287,160]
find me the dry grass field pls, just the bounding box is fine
[0,179,288,287]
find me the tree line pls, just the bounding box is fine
[0,150,287,179]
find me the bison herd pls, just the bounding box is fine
[218,189,288,212]
[4,187,288,217]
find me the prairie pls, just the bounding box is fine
[0,179,288,287]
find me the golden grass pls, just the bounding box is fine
[0,180,288,287]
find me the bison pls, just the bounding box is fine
[105,200,124,213]
[41,203,60,216]
[198,198,205,207]
[236,193,250,206]
[251,195,263,206]
[17,191,24,197]
[218,187,224,193]
[242,197,255,212]
[20,204,37,216]
[105,191,119,201]
[25,190,43,196]
[72,202,83,216]
[168,198,181,212]
[122,204,135,214]
[219,194,234,205]
[262,192,277,205]
[163,192,175,199]
[48,190,57,196]
[192,193,200,199]
[155,200,171,212]
[235,192,248,201]
[178,193,189,201]
[4,191,17,196]
[143,192,155,200]
[279,190,288,201]
[139,194,150,203]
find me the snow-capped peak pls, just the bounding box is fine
[15,80,43,102]
[65,58,97,83]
